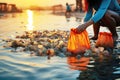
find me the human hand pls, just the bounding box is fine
[76,24,87,33]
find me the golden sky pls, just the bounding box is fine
[0,0,75,7]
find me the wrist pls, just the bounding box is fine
[87,20,94,26]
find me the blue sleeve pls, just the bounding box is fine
[84,7,93,22]
[92,0,111,23]
[114,0,120,10]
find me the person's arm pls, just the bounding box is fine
[117,0,120,5]
[76,6,93,33]
[76,0,111,33]
[84,7,93,22]
[76,20,94,33]
[92,0,111,23]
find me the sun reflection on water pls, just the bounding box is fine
[26,10,34,31]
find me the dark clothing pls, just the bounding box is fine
[84,0,120,23]
[66,5,71,12]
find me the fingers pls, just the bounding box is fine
[76,25,85,33]
[76,27,82,33]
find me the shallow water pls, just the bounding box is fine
[0,10,109,38]
[0,41,80,80]
[0,11,81,80]
[0,10,120,80]
[0,10,79,34]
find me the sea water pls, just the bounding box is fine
[0,10,119,80]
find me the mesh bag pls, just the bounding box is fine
[67,28,90,54]
[95,32,114,48]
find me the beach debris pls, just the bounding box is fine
[3,30,118,62]
[3,30,70,57]
[46,48,55,56]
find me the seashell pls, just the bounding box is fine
[37,49,43,56]
[46,48,55,56]
[91,47,100,53]
[38,45,44,49]
[47,39,52,43]
[103,50,109,56]
[33,41,38,45]
[98,47,104,52]
[58,40,64,45]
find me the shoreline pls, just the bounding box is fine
[0,10,120,80]
[1,29,120,80]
